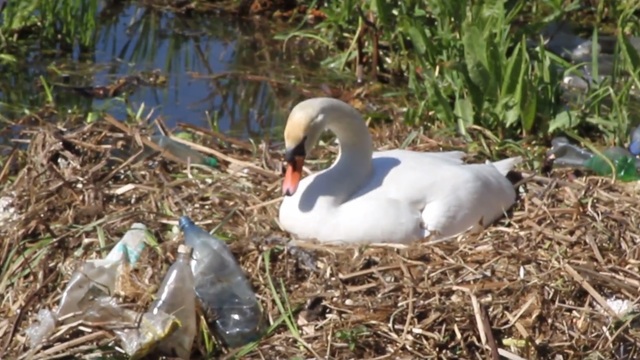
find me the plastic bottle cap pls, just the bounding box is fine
[178,216,193,230]
[177,244,193,255]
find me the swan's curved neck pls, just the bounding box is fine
[321,106,374,204]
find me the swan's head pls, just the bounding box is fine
[281,98,334,196]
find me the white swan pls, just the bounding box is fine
[278,97,521,244]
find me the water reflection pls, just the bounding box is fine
[0,3,343,139]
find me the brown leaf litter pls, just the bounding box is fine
[1,108,640,360]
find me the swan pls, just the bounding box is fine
[278,97,521,244]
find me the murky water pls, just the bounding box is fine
[0,3,345,140]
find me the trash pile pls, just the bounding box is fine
[25,217,264,360]
[546,125,640,182]
[534,21,640,92]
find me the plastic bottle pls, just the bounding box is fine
[56,223,148,321]
[583,147,640,181]
[179,216,264,348]
[548,137,593,168]
[150,244,197,359]
[139,135,218,167]
[629,125,640,156]
[548,137,640,181]
[27,223,151,349]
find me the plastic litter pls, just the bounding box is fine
[25,310,57,348]
[26,223,151,348]
[547,137,640,181]
[56,223,148,321]
[0,195,17,224]
[143,135,218,167]
[113,310,180,360]
[27,217,266,357]
[150,244,197,359]
[66,295,179,358]
[179,216,265,347]
[535,21,637,91]
[629,125,640,156]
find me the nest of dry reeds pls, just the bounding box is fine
[1,105,640,360]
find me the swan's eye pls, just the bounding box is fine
[284,136,307,163]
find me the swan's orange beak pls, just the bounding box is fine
[283,155,304,196]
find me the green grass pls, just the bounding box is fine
[283,0,640,144]
[0,0,98,48]
[261,248,321,357]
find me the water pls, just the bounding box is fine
[0,3,347,140]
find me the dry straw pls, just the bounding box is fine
[1,108,640,359]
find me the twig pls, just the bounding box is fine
[168,134,279,179]
[497,348,528,360]
[1,271,57,358]
[479,305,500,360]
[469,292,486,346]
[400,262,414,341]
[564,264,620,320]
[246,197,283,211]
[31,331,111,360]
[339,265,405,280]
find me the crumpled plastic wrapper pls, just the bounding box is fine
[25,223,181,357]
[82,297,181,358]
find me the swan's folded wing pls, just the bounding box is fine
[375,149,466,165]
[423,151,466,162]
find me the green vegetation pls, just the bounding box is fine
[1,0,640,144]
[283,0,640,144]
[3,2,640,359]
[0,0,317,138]
[0,0,98,46]
[1,0,98,53]
[0,0,99,116]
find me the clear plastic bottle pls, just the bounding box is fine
[56,223,148,321]
[629,125,640,156]
[145,135,218,167]
[548,137,640,181]
[150,244,197,359]
[179,216,264,348]
[548,137,593,168]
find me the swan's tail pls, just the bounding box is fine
[487,156,522,176]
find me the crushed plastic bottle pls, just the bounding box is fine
[547,137,640,181]
[72,295,180,359]
[25,223,200,359]
[629,125,640,156]
[150,244,197,359]
[145,135,218,167]
[179,216,265,347]
[547,137,594,168]
[113,309,180,359]
[56,223,149,320]
[26,223,149,348]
